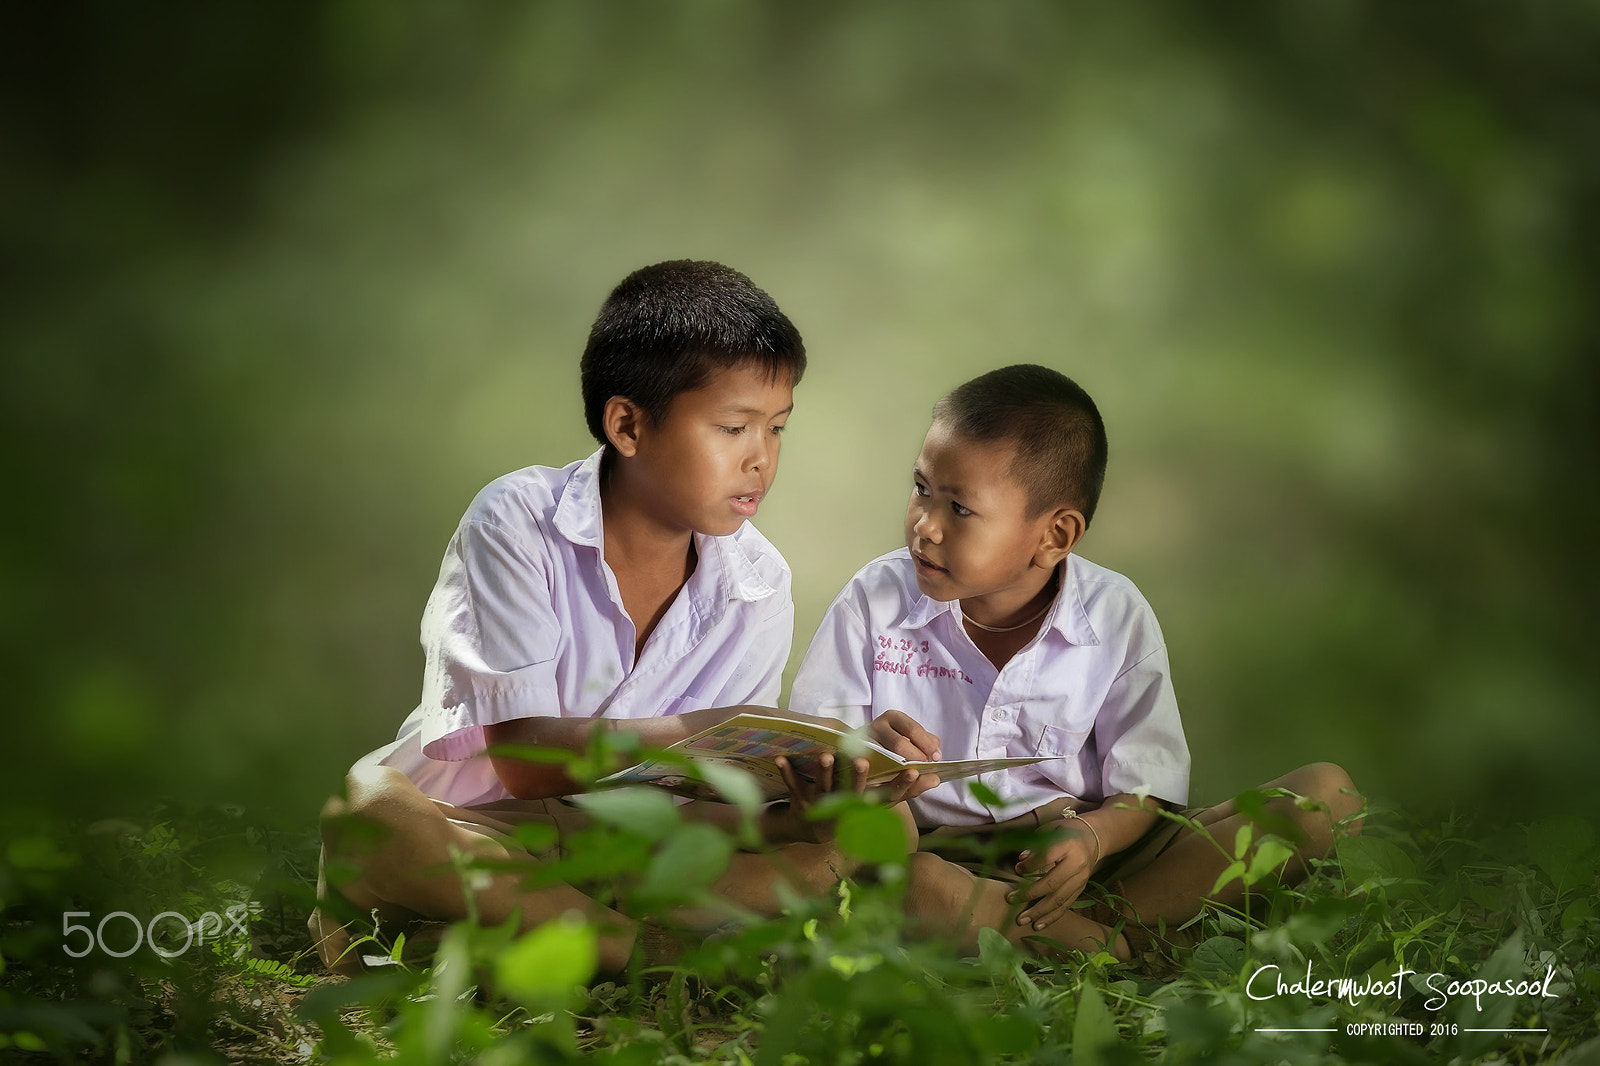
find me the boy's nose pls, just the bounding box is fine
[914,509,941,542]
[747,433,777,471]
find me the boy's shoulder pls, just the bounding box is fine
[1062,553,1165,643]
[831,547,920,614]
[457,453,595,544]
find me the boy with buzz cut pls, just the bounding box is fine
[310,260,921,977]
[791,363,1363,963]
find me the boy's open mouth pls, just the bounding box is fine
[911,550,947,574]
[732,491,764,516]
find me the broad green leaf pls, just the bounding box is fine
[968,778,1003,806]
[640,822,735,899]
[494,918,598,1007]
[695,760,766,818]
[1244,837,1296,885]
[1071,981,1118,1066]
[1337,835,1415,887]
[4,836,78,870]
[837,805,909,865]
[1212,859,1246,894]
[510,820,558,854]
[1562,897,1593,929]
[572,786,681,840]
[1188,934,1247,981]
[1450,930,1523,1061]
[1526,817,1598,892]
[971,1011,1038,1055]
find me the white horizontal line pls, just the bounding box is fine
[1254,1028,1337,1032]
[1463,1029,1548,1033]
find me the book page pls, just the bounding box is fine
[601,713,1049,800]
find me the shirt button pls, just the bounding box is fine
[992,708,1008,721]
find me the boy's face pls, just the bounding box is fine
[904,420,1062,615]
[624,361,794,538]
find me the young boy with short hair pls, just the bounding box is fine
[311,260,912,976]
[791,363,1362,962]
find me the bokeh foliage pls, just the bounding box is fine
[1,1,1595,825]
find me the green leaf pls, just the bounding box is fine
[1562,897,1593,929]
[971,1012,1038,1055]
[1071,981,1119,1066]
[1233,824,1253,859]
[1526,816,1598,892]
[1211,860,1247,894]
[4,835,78,871]
[1450,930,1522,1061]
[1337,835,1415,887]
[1244,836,1296,885]
[1188,934,1247,981]
[967,778,1003,806]
[695,761,766,819]
[640,822,735,899]
[836,805,909,865]
[494,918,599,1007]
[571,786,682,840]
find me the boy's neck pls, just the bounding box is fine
[596,474,697,581]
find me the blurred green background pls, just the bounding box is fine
[2,2,1595,829]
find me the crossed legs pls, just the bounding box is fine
[902,762,1364,961]
[309,766,868,977]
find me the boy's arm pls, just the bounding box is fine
[1008,792,1163,929]
[485,706,857,800]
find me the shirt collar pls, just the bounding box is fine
[551,449,606,548]
[898,556,1101,647]
[551,448,777,607]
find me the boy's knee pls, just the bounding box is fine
[1295,762,1362,821]
[322,766,439,858]
[903,852,975,917]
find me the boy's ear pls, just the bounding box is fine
[602,396,646,458]
[1034,507,1086,568]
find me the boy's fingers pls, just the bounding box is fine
[852,757,871,794]
[884,710,942,760]
[776,755,803,800]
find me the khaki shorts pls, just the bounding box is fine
[436,796,596,857]
[917,797,1200,886]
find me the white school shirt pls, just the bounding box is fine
[790,548,1189,828]
[354,449,795,807]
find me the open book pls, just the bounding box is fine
[600,712,1048,801]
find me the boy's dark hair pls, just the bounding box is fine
[932,364,1109,525]
[580,260,806,446]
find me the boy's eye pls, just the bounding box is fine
[951,501,973,517]
[719,425,745,435]
[913,481,929,497]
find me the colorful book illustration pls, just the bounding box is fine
[600,712,1049,800]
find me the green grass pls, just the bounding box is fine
[2,794,1597,1065]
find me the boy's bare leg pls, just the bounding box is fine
[901,851,1128,959]
[685,802,920,927]
[311,773,918,973]
[899,764,1361,963]
[1115,761,1364,931]
[309,766,640,976]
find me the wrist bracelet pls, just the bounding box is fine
[1062,808,1102,865]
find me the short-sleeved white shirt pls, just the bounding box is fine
[355,449,795,807]
[790,548,1189,828]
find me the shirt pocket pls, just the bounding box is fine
[1034,722,1091,760]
